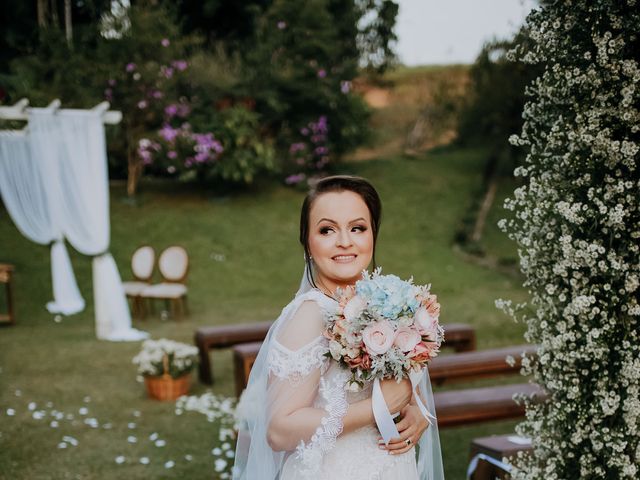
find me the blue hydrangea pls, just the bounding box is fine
[355,270,419,320]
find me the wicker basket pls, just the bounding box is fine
[144,355,191,401]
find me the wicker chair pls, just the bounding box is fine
[122,246,155,318]
[141,246,189,319]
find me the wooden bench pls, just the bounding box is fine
[195,321,273,384]
[197,322,476,385]
[434,382,546,428]
[225,323,477,393]
[429,344,537,386]
[468,433,533,480]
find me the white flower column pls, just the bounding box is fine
[499,1,640,478]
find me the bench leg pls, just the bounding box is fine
[195,335,214,385]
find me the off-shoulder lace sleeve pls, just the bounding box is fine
[268,295,331,383]
[264,293,348,473]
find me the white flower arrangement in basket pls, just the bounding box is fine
[133,339,199,401]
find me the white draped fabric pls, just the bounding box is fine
[0,109,147,341]
[0,129,84,314]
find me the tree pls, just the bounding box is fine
[499,1,640,478]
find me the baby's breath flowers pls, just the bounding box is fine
[499,1,639,478]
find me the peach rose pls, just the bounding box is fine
[414,306,439,340]
[424,294,440,317]
[408,341,435,362]
[393,326,421,352]
[333,318,349,337]
[362,320,395,355]
[338,285,356,308]
[345,352,371,370]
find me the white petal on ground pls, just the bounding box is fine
[139,457,150,465]
[225,450,235,458]
[50,421,59,428]
[6,409,15,416]
[57,442,68,449]
[102,423,113,429]
[115,456,125,464]
[14,390,21,397]
[78,407,88,415]
[155,439,166,447]
[28,402,36,411]
[83,396,91,403]
[212,448,222,455]
[184,454,193,461]
[127,436,137,444]
[164,460,175,469]
[127,422,136,429]
[63,436,78,446]
[149,432,159,441]
[132,410,141,417]
[214,459,227,472]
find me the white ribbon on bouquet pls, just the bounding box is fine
[372,368,437,445]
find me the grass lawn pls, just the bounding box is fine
[0,143,529,479]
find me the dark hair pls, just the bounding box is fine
[299,175,382,289]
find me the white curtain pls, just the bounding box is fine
[0,130,85,314]
[28,109,147,341]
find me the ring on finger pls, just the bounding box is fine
[405,438,412,446]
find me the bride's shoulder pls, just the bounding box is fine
[292,288,337,312]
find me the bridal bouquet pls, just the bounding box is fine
[325,268,444,390]
[324,268,443,444]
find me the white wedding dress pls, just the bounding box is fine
[233,283,442,480]
[271,289,418,480]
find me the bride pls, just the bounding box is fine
[233,176,444,479]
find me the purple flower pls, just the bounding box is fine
[314,146,328,155]
[277,21,287,30]
[138,148,153,165]
[160,66,174,79]
[126,63,136,72]
[340,80,351,94]
[161,38,170,47]
[300,127,309,136]
[172,60,188,71]
[108,79,117,87]
[137,100,148,109]
[167,151,178,160]
[289,142,306,154]
[317,69,327,78]
[104,88,113,101]
[185,158,193,168]
[159,124,179,143]
[164,104,178,118]
[177,104,191,117]
[151,90,163,99]
[194,152,209,163]
[285,173,306,185]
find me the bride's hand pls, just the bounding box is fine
[379,378,412,414]
[379,403,430,455]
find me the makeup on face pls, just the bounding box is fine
[308,191,374,294]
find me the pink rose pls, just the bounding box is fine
[393,326,421,352]
[414,306,439,340]
[362,321,395,355]
[343,295,367,322]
